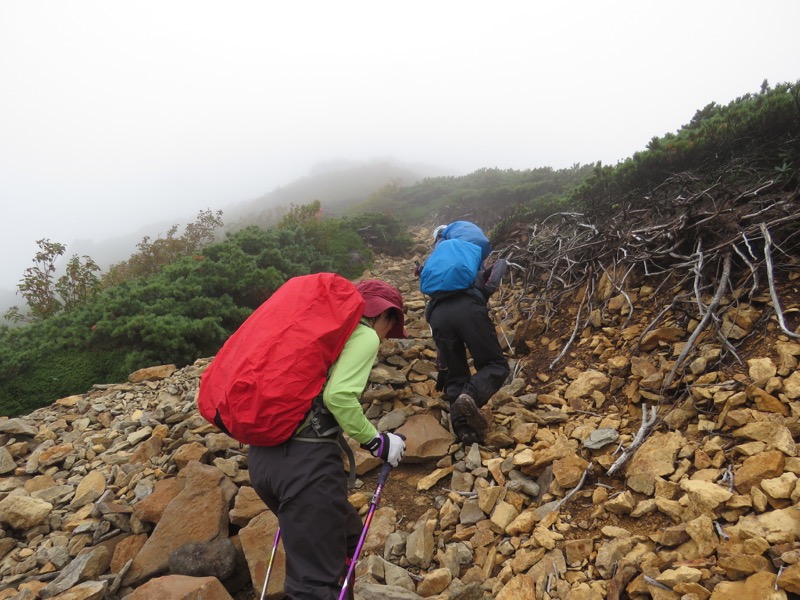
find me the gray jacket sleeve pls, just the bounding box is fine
[483,259,507,294]
[475,258,507,298]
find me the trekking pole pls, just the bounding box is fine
[338,462,393,600]
[259,527,281,600]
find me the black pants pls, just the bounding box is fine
[248,440,362,600]
[427,292,510,423]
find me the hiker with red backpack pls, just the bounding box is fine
[417,221,510,445]
[198,274,406,599]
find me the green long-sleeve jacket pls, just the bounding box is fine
[321,319,379,445]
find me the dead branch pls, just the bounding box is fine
[554,464,594,511]
[664,252,733,388]
[761,222,800,340]
[643,576,674,592]
[734,179,776,202]
[732,240,758,298]
[600,263,636,327]
[607,404,659,477]
[493,312,514,354]
[493,174,799,385]
[607,561,638,600]
[638,291,694,344]
[549,293,586,370]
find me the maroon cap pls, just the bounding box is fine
[355,279,406,338]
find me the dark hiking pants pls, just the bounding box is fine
[427,292,510,424]
[248,440,362,600]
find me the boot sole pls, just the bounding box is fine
[460,431,482,445]
[453,394,488,433]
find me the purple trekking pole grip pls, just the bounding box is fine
[338,462,393,600]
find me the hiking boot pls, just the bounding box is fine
[452,419,483,445]
[453,394,488,434]
[460,429,483,446]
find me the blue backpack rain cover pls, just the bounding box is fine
[420,239,483,296]
[441,221,491,261]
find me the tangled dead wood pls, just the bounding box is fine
[493,177,800,399]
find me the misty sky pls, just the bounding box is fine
[1,1,798,297]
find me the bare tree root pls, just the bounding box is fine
[762,222,800,340]
[492,168,799,391]
[549,294,586,370]
[554,464,594,511]
[664,252,733,388]
[606,405,659,477]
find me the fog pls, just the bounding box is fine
[1,1,798,316]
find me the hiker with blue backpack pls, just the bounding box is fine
[198,274,407,599]
[418,221,510,445]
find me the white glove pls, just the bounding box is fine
[361,432,406,467]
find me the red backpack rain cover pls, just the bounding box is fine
[197,273,366,446]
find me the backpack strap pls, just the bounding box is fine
[293,396,358,488]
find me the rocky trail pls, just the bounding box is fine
[2,225,800,600]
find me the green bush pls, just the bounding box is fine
[571,80,800,218]
[0,347,129,416]
[341,212,414,256]
[0,210,379,415]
